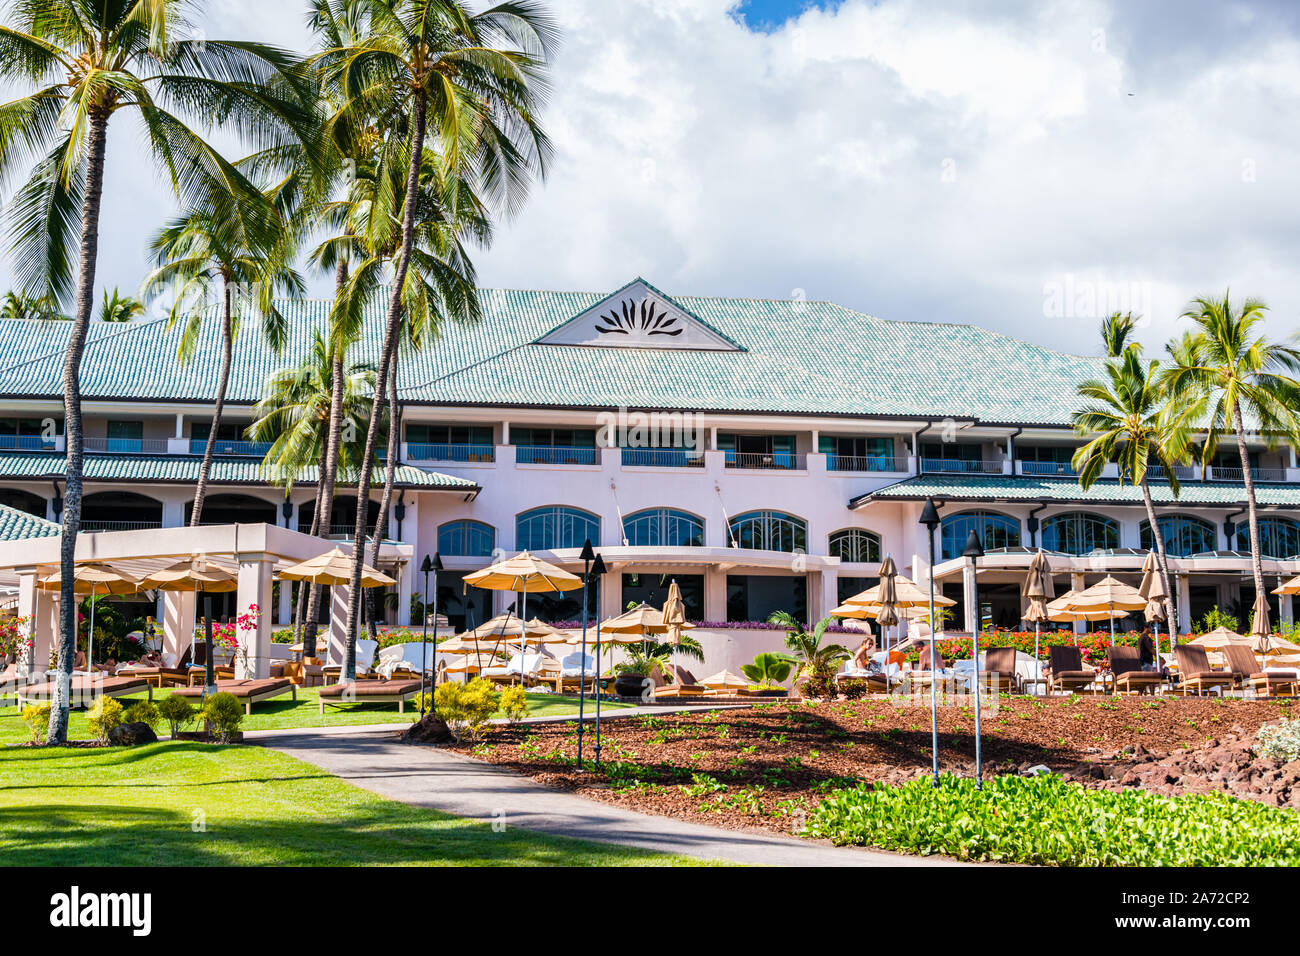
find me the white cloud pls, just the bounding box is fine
[4,0,1300,356]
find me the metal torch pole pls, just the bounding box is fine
[927,527,940,788]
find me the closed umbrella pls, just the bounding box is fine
[39,564,141,673]
[1022,551,1054,693]
[662,580,689,685]
[140,559,238,694]
[465,553,583,683]
[874,557,900,682]
[1249,591,1273,654]
[1138,552,1171,662]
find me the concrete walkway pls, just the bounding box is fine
[263,728,963,867]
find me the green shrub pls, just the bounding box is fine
[21,703,50,744]
[86,697,124,742]
[122,700,161,731]
[837,678,869,700]
[499,685,528,724]
[805,773,1300,866]
[434,678,500,740]
[200,692,244,743]
[1255,718,1300,763]
[156,695,197,738]
[741,652,792,689]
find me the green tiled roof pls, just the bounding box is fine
[0,452,476,490]
[0,281,1107,425]
[0,503,59,541]
[852,474,1300,508]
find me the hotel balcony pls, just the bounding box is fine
[824,454,909,473]
[80,519,163,531]
[188,438,273,458]
[724,451,805,470]
[0,435,57,452]
[1018,459,1079,477]
[404,442,496,464]
[514,444,599,466]
[921,457,1006,475]
[621,447,706,468]
[84,437,171,455]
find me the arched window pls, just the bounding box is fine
[438,519,496,557]
[81,491,163,531]
[623,508,704,547]
[185,494,277,526]
[515,506,600,551]
[1041,512,1119,555]
[1237,516,1300,558]
[940,510,1020,560]
[1140,514,1217,557]
[828,528,882,563]
[0,488,46,519]
[728,510,807,553]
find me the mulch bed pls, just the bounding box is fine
[445,695,1300,835]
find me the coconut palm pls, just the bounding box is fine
[99,288,145,323]
[1101,311,1139,358]
[1072,347,1198,629]
[767,611,850,681]
[1163,292,1300,618]
[0,290,65,320]
[142,202,303,525]
[312,0,555,679]
[0,0,314,745]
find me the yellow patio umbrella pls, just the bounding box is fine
[39,563,141,670]
[843,576,956,609]
[464,552,584,680]
[596,602,695,643]
[1053,576,1146,646]
[1253,633,1300,657]
[277,546,395,588]
[140,559,238,692]
[829,602,872,619]
[1272,574,1300,595]
[699,669,749,693]
[1189,625,1251,648]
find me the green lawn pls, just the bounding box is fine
[0,690,630,745]
[0,742,708,866]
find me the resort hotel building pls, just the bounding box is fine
[2,277,1299,672]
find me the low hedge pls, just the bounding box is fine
[804,773,1300,866]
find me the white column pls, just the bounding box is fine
[163,591,196,666]
[704,567,727,621]
[397,560,413,626]
[236,553,274,678]
[15,570,53,678]
[962,559,978,632]
[277,578,291,626]
[1071,570,1088,636]
[1176,573,1192,636]
[814,568,837,622]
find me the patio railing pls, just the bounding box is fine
[0,434,56,451]
[1210,466,1289,483]
[1019,460,1078,477]
[514,444,599,465]
[921,457,1002,474]
[1145,464,1196,481]
[620,447,706,468]
[189,438,273,457]
[407,442,495,463]
[85,437,170,455]
[825,454,906,472]
[81,520,163,531]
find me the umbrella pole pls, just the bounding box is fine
[927,529,940,788]
[1034,621,1041,696]
[202,590,216,697]
[87,584,96,676]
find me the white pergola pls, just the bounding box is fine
[0,523,411,678]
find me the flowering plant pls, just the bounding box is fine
[0,615,33,661]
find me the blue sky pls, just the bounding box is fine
[730,0,840,30]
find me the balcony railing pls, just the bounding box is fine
[514,444,599,465]
[189,438,273,458]
[0,434,56,451]
[921,457,1001,474]
[620,447,705,468]
[81,520,162,531]
[1145,464,1196,481]
[85,437,170,455]
[328,524,378,538]
[1210,466,1289,483]
[724,451,804,470]
[825,454,906,473]
[1020,460,1078,477]
[407,442,495,463]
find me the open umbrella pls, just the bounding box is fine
[1022,551,1054,693]
[464,553,583,683]
[39,564,141,673]
[699,669,748,693]
[1189,625,1251,648]
[1054,576,1146,646]
[277,546,395,588]
[1138,552,1171,661]
[140,558,237,693]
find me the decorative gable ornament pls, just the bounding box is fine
[534,279,742,351]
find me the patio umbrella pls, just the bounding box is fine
[1138,551,1171,661]
[843,576,956,610]
[140,559,238,694]
[277,546,395,588]
[1046,590,1131,627]
[39,563,141,672]
[465,553,583,681]
[454,615,560,673]
[662,580,689,685]
[1189,625,1251,648]
[1252,633,1300,657]
[1022,551,1054,693]
[699,669,749,693]
[874,557,900,673]
[1054,576,1147,646]
[1249,591,1273,654]
[1272,574,1300,595]
[829,602,871,619]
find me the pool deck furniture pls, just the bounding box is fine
[17,674,153,707]
[1174,645,1236,696]
[171,678,296,714]
[1047,646,1098,695]
[317,678,426,714]
[651,666,710,701]
[980,647,1021,694]
[1222,644,1300,697]
[1110,645,1164,695]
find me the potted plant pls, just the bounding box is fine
[740,652,793,696]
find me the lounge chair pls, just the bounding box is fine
[555,651,600,695]
[979,647,1020,694]
[1223,644,1299,697]
[17,674,153,707]
[1110,645,1163,695]
[1047,645,1097,695]
[170,678,296,714]
[318,678,426,714]
[322,639,380,682]
[651,665,709,700]
[121,648,193,688]
[481,652,559,688]
[1174,645,1236,696]
[902,646,950,695]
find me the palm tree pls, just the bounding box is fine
[142,203,302,525]
[1101,311,1139,358]
[1072,347,1198,629]
[0,0,313,745]
[99,288,145,323]
[312,0,555,679]
[0,290,65,320]
[1163,292,1300,619]
[767,611,850,682]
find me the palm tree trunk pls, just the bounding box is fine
[343,94,427,680]
[1139,477,1179,635]
[297,479,325,652]
[190,278,233,526]
[1232,401,1267,616]
[47,111,110,746]
[302,260,350,659]
[367,355,401,630]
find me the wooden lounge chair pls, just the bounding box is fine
[980,647,1020,694]
[651,666,709,700]
[901,647,947,695]
[123,648,193,688]
[17,674,153,707]
[1223,644,1300,697]
[1110,645,1163,695]
[1174,645,1236,696]
[1047,645,1097,695]
[318,678,426,714]
[170,678,296,714]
